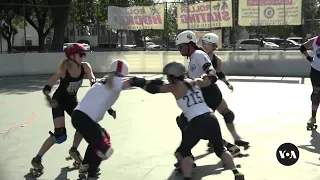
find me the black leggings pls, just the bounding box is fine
[310,66,320,87]
[71,110,109,177]
[176,112,226,158]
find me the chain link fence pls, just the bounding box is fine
[0,0,314,53]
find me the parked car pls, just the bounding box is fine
[264,38,300,49]
[287,37,304,44]
[146,42,161,49]
[63,43,91,51]
[235,39,279,50]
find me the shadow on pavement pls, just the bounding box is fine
[228,78,301,84]
[298,130,320,155]
[166,163,225,180]
[23,166,71,180]
[0,75,50,95]
[0,73,159,95]
[54,166,71,180]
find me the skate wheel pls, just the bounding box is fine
[78,173,87,179]
[314,125,318,129]
[73,162,80,169]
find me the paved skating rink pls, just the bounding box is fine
[0,75,320,180]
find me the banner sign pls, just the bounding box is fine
[177,0,233,30]
[107,5,165,30]
[238,0,302,26]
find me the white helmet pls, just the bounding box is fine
[175,30,197,45]
[202,33,219,44]
[109,59,129,76]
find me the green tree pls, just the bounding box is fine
[12,0,55,52]
[50,0,72,51]
[0,2,25,52]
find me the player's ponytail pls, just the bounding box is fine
[59,59,69,73]
[194,44,206,53]
[105,73,116,89]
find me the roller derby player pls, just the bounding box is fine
[300,36,320,130]
[175,30,248,154]
[30,43,114,176]
[131,61,245,180]
[71,59,152,180]
[201,32,250,150]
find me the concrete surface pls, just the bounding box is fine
[0,50,312,77]
[0,75,320,180]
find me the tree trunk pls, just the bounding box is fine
[38,32,45,52]
[4,37,12,53]
[51,0,72,51]
[133,30,144,47]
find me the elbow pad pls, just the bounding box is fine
[145,83,160,94]
[203,63,216,75]
[307,56,313,62]
[208,74,218,84]
[130,77,147,88]
[299,45,307,53]
[217,72,226,79]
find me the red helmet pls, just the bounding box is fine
[65,43,86,58]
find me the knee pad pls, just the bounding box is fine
[102,128,111,142]
[50,127,67,144]
[95,146,113,161]
[175,147,192,159]
[214,147,227,158]
[311,90,320,105]
[95,131,113,161]
[222,109,235,124]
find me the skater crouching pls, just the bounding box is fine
[131,61,245,180]
[300,36,320,130]
[71,59,152,179]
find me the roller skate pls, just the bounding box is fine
[235,139,250,150]
[29,157,44,177]
[234,172,245,180]
[174,161,197,173]
[78,164,101,180]
[66,148,83,169]
[307,117,318,130]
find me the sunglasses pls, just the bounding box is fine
[78,51,86,58]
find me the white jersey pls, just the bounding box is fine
[311,36,320,71]
[188,50,213,78]
[176,80,212,121]
[75,75,124,122]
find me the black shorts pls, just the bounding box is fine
[201,83,222,112]
[71,110,105,149]
[52,98,78,119]
[310,66,320,87]
[178,112,225,156]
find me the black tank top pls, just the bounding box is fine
[210,53,218,69]
[53,64,85,101]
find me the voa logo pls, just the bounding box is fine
[276,143,300,166]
